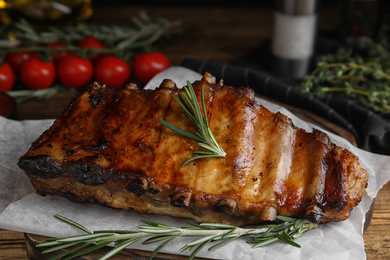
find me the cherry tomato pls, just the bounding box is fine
[20,58,56,90]
[133,52,170,85]
[48,42,72,65]
[95,56,130,89]
[78,36,105,49]
[78,36,106,63]
[5,51,39,74]
[0,63,15,92]
[58,55,93,88]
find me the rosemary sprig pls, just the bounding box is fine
[7,85,68,103]
[37,214,318,260]
[159,81,226,166]
[300,40,390,114]
[0,11,181,61]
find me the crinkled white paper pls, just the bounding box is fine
[0,67,389,260]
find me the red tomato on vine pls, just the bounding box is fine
[48,42,73,65]
[5,51,39,74]
[133,52,170,85]
[0,63,15,92]
[78,36,106,63]
[78,36,105,49]
[58,55,93,88]
[95,56,130,89]
[20,58,56,90]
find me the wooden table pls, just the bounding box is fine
[0,4,389,259]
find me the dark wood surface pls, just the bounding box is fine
[0,4,389,260]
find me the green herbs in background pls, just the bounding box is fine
[37,214,318,260]
[6,85,67,103]
[0,11,181,61]
[300,39,390,114]
[159,81,226,166]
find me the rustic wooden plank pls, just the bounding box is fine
[364,182,390,260]
[0,229,28,259]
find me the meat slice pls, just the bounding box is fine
[17,72,369,226]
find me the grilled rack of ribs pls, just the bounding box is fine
[18,72,369,226]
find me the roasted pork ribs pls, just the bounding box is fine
[18,72,369,226]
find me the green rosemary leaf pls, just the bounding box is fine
[143,235,175,245]
[247,228,271,235]
[160,81,226,166]
[37,240,63,248]
[212,232,239,241]
[100,237,142,260]
[42,241,85,254]
[196,143,225,155]
[193,150,215,155]
[149,236,177,260]
[179,244,194,253]
[208,235,240,251]
[186,235,217,247]
[52,233,113,244]
[62,241,112,260]
[276,215,299,223]
[47,242,90,260]
[188,240,211,260]
[140,219,163,227]
[250,237,279,248]
[276,233,301,248]
[54,214,92,234]
[221,228,238,239]
[200,87,209,128]
[180,154,219,166]
[138,221,176,229]
[184,221,203,228]
[173,94,198,125]
[186,84,203,121]
[158,119,203,142]
[251,232,278,239]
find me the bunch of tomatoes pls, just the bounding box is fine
[0,36,170,92]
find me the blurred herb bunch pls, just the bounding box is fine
[0,11,181,62]
[300,39,390,114]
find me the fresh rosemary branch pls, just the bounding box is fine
[7,85,68,103]
[36,214,318,260]
[0,11,181,61]
[159,81,226,166]
[300,40,390,114]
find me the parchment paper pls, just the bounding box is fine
[0,66,389,260]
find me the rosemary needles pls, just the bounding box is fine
[36,214,318,260]
[159,81,226,166]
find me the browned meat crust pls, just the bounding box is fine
[18,72,369,226]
